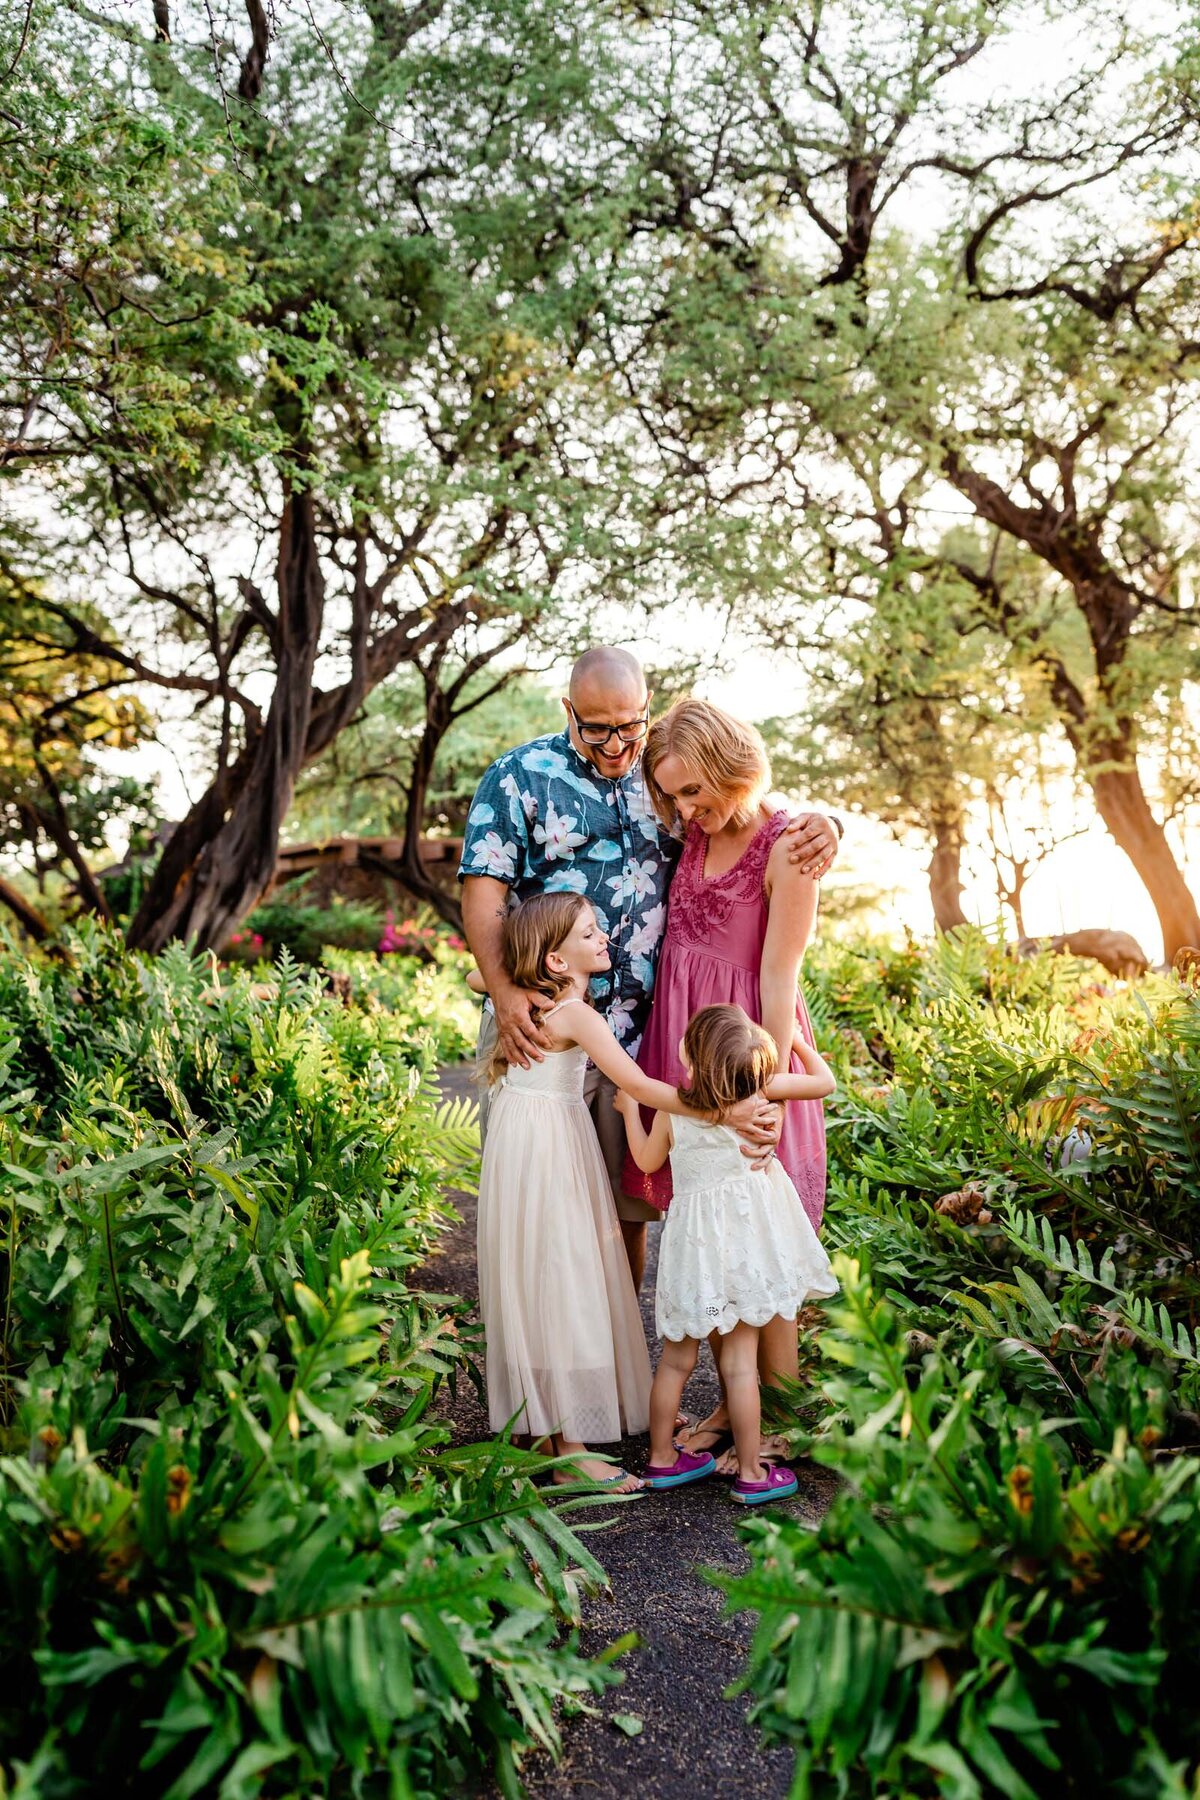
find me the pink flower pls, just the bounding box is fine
[447,935,465,950]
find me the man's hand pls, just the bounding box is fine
[782,811,840,878]
[495,984,552,1069]
[725,1095,783,1170]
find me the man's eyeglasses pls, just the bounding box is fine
[566,702,649,747]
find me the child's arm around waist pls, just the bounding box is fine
[614,1088,672,1172]
[768,1034,836,1102]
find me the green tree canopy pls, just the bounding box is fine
[0,0,678,947]
[579,0,1200,955]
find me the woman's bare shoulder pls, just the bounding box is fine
[764,825,819,895]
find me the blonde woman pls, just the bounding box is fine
[624,697,829,1466]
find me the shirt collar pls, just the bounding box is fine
[558,725,641,790]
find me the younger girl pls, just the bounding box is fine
[617,1004,838,1504]
[477,891,720,1491]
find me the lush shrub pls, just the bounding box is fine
[229,879,386,965]
[722,1257,1200,1800]
[324,943,480,1066]
[722,931,1200,1797]
[0,924,618,1798]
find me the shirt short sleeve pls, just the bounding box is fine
[457,753,530,888]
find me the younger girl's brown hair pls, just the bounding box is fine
[484,890,591,1084]
[642,697,770,833]
[678,1004,778,1119]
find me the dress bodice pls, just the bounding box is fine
[664,811,789,964]
[668,1113,754,1196]
[499,1045,588,1103]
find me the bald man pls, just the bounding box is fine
[459,648,840,1290]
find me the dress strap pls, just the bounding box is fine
[542,995,588,1020]
[746,809,790,895]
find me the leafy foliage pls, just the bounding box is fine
[0,925,616,1797]
[721,932,1200,1796]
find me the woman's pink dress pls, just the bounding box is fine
[625,810,827,1227]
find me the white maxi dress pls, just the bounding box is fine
[476,1031,651,1441]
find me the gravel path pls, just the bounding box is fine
[420,1066,838,1799]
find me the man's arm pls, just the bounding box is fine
[460,877,551,1068]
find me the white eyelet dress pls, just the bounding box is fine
[655,1114,839,1343]
[476,1018,651,1441]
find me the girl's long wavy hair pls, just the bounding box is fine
[642,696,771,833]
[678,1004,779,1120]
[484,891,591,1086]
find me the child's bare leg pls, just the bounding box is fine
[721,1322,765,1484]
[650,1337,699,1467]
[677,1327,731,1451]
[757,1313,800,1457]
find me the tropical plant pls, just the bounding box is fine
[723,932,1200,1795]
[0,925,620,1796]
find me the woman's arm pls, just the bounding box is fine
[614,1089,673,1172]
[560,1004,695,1114]
[760,846,820,1072]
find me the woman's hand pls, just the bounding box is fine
[725,1095,782,1169]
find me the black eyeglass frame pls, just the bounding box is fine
[565,700,651,747]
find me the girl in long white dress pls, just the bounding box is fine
[616,1004,838,1505]
[477,891,696,1491]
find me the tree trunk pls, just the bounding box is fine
[940,458,1200,962]
[0,872,51,941]
[928,812,970,931]
[1087,753,1200,962]
[127,490,326,953]
[395,689,463,930]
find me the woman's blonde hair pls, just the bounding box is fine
[484,890,591,1085]
[641,697,770,832]
[679,1004,778,1119]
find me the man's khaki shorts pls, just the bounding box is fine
[475,1007,660,1223]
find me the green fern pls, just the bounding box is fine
[431,1093,482,1196]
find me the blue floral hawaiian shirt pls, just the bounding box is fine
[458,730,681,1053]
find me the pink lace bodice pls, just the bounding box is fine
[627,807,827,1227]
[665,810,789,960]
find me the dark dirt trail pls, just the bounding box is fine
[422,1065,836,1799]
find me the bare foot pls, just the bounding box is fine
[677,1412,732,1455]
[552,1455,643,1492]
